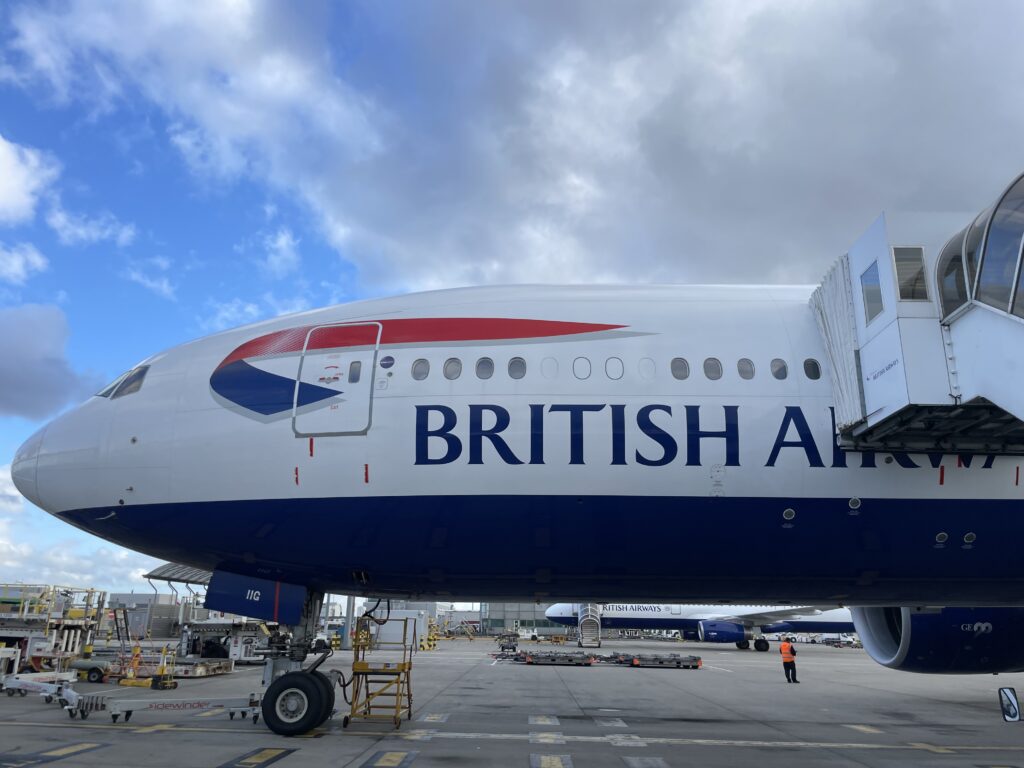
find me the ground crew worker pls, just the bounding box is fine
[780,636,799,683]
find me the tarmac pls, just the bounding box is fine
[0,638,1021,767]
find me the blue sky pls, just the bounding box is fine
[2,0,1024,590]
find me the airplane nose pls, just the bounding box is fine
[11,427,45,509]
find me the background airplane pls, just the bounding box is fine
[544,603,855,650]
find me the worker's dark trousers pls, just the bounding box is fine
[783,661,798,682]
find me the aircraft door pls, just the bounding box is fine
[292,322,382,436]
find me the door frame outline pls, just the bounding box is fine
[291,321,383,437]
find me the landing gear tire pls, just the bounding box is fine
[309,670,335,726]
[753,638,770,652]
[736,640,750,650]
[262,671,323,736]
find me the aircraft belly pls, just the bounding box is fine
[56,493,1024,604]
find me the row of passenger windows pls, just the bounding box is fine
[396,355,822,382]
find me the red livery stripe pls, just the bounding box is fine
[219,317,625,368]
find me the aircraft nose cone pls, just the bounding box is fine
[11,427,45,509]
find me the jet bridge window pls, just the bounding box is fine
[978,175,1024,311]
[111,365,150,398]
[937,227,969,318]
[893,247,928,300]
[860,261,884,323]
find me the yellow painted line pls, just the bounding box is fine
[38,743,102,757]
[238,748,289,766]
[196,709,225,718]
[908,743,956,754]
[132,724,178,734]
[371,753,409,767]
[843,724,883,734]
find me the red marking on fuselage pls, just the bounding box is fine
[939,465,945,485]
[219,318,626,368]
[1017,466,1020,486]
[294,467,299,485]
[364,463,369,484]
[309,438,314,458]
[273,581,281,623]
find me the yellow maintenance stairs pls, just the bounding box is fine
[342,615,414,729]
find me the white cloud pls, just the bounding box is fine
[0,512,160,589]
[0,132,59,226]
[0,241,47,285]
[261,227,300,277]
[46,199,136,247]
[262,291,311,317]
[200,297,261,332]
[0,465,21,516]
[0,304,102,418]
[6,1,1024,293]
[124,257,175,300]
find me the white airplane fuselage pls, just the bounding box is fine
[11,284,1022,604]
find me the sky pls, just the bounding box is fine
[2,0,1024,593]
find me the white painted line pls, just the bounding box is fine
[844,724,884,735]
[701,665,734,673]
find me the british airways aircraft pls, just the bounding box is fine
[544,603,855,650]
[13,172,1024,732]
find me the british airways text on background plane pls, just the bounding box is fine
[14,171,1024,675]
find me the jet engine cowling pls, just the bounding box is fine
[698,620,753,643]
[852,607,1024,674]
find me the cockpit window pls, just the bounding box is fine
[111,366,150,399]
[97,371,130,398]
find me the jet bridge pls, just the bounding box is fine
[811,172,1024,454]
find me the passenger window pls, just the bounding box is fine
[508,357,526,380]
[411,359,430,380]
[860,262,884,323]
[573,357,591,380]
[703,358,722,380]
[670,358,690,380]
[541,357,558,379]
[443,358,462,380]
[112,366,149,398]
[348,361,362,383]
[803,359,821,380]
[476,357,494,379]
[893,247,928,300]
[638,358,656,379]
[979,175,1024,311]
[771,359,788,380]
[605,357,624,380]
[737,359,754,380]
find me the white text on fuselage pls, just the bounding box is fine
[414,404,997,469]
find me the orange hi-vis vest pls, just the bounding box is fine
[780,641,796,663]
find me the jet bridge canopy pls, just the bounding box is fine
[812,173,1024,454]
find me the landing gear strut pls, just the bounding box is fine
[260,590,337,736]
